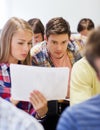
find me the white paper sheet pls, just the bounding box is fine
[10,64,69,101]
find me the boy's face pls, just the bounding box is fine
[32,33,43,45]
[46,34,69,59]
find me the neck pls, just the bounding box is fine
[8,57,18,64]
[50,53,72,67]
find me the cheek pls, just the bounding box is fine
[10,44,15,55]
[63,45,67,51]
[11,48,19,55]
[11,48,16,57]
[48,44,55,51]
[11,44,21,57]
[39,35,42,39]
[40,37,43,41]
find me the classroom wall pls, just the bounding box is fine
[0,0,100,32]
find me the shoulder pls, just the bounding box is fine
[67,41,82,64]
[57,104,77,130]
[30,41,47,56]
[71,57,96,79]
[68,94,100,118]
[58,95,100,129]
[72,57,94,71]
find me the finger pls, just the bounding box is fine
[33,90,47,103]
[29,92,39,106]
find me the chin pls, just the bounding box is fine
[55,56,63,59]
[55,55,64,59]
[19,58,26,61]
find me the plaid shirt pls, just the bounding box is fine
[0,63,36,116]
[31,41,82,67]
[0,97,43,130]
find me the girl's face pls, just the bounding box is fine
[9,29,32,63]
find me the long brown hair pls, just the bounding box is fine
[0,17,33,65]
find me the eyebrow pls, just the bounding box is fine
[18,39,26,41]
[18,39,32,43]
[52,40,68,42]
[62,40,68,42]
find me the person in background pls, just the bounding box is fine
[0,17,48,121]
[77,18,95,36]
[30,17,82,130]
[0,97,44,130]
[56,26,100,130]
[71,18,95,56]
[28,18,45,46]
[70,22,100,106]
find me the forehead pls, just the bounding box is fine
[13,29,32,39]
[47,34,69,41]
[33,33,42,37]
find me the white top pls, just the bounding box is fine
[0,97,44,130]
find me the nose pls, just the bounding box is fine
[56,44,62,51]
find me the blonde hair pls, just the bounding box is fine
[0,17,33,65]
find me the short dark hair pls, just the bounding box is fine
[85,26,100,73]
[77,18,95,33]
[28,18,44,35]
[46,17,71,39]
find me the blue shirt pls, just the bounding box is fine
[56,94,100,130]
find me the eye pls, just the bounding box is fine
[35,36,39,39]
[28,42,32,45]
[52,41,57,44]
[62,41,67,44]
[18,42,24,45]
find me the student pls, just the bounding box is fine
[56,26,100,130]
[0,17,48,120]
[28,18,45,46]
[77,18,95,36]
[71,18,95,57]
[30,17,82,130]
[0,97,44,130]
[31,17,82,96]
[70,25,100,105]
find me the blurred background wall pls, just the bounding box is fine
[0,0,99,32]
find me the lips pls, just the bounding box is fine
[55,52,62,55]
[21,54,28,58]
